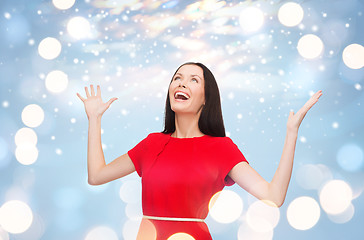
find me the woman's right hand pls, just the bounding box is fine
[76,85,118,120]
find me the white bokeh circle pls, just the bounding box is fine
[0,200,33,234]
[38,37,62,60]
[287,196,320,230]
[45,70,69,93]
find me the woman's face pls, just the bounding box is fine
[169,64,205,116]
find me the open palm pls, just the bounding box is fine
[76,85,118,119]
[287,90,323,132]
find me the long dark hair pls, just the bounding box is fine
[162,62,226,137]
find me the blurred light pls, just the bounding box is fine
[4,12,11,19]
[85,226,118,240]
[15,127,38,146]
[2,101,9,108]
[167,233,195,240]
[125,202,142,220]
[208,190,243,223]
[238,223,273,240]
[296,164,328,190]
[239,7,264,33]
[15,145,38,165]
[67,17,91,39]
[119,179,141,203]
[136,219,156,240]
[287,196,320,230]
[327,203,355,224]
[0,200,33,234]
[337,143,363,172]
[319,180,353,215]
[22,213,46,240]
[278,2,304,27]
[297,34,324,59]
[342,44,364,69]
[122,219,141,240]
[38,37,62,60]
[21,104,45,128]
[355,83,362,90]
[52,0,75,10]
[45,70,69,93]
[246,200,280,233]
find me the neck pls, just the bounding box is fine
[173,113,204,138]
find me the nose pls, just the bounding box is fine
[179,79,187,88]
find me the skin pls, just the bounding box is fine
[76,66,323,208]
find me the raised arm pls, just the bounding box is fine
[77,85,135,185]
[228,90,323,207]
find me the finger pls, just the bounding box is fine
[90,84,95,96]
[76,93,86,102]
[96,85,101,97]
[106,97,118,107]
[85,86,90,98]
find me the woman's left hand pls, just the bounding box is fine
[287,90,323,133]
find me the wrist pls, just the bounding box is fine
[286,128,298,138]
[88,115,102,123]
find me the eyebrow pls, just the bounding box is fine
[175,73,202,80]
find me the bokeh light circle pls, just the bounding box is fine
[337,143,363,172]
[52,0,75,10]
[296,164,325,190]
[85,226,118,240]
[342,43,364,69]
[45,70,69,93]
[208,190,243,223]
[21,104,45,128]
[38,37,62,60]
[0,200,33,234]
[319,180,352,215]
[297,34,324,59]
[278,2,304,27]
[287,196,320,230]
[67,17,91,39]
[246,200,280,233]
[15,144,38,165]
[15,127,38,146]
[239,7,264,33]
[167,232,195,240]
[119,179,141,203]
[122,219,141,240]
[327,203,355,224]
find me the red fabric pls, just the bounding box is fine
[128,132,248,239]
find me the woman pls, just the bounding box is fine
[77,62,322,240]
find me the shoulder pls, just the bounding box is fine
[143,132,170,142]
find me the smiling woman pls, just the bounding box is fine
[76,62,322,240]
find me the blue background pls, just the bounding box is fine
[0,0,363,239]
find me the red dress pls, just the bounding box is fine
[128,132,248,240]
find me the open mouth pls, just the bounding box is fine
[174,91,190,101]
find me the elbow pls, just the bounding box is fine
[88,176,101,186]
[274,197,286,208]
[276,200,284,208]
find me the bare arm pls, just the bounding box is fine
[229,90,323,207]
[77,85,135,185]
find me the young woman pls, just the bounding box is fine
[77,62,322,240]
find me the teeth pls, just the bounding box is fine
[175,92,190,99]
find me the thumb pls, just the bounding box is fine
[106,97,118,107]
